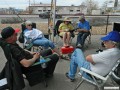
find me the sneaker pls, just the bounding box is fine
[60,55,70,60]
[76,44,82,49]
[65,72,75,82]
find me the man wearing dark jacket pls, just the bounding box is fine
[0,27,59,89]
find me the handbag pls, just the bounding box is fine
[0,70,8,90]
[18,32,24,43]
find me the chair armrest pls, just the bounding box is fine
[69,28,79,33]
[80,67,107,81]
[32,58,51,66]
[24,43,33,50]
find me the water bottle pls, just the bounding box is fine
[41,63,46,68]
[40,56,47,68]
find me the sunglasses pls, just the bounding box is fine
[65,21,70,22]
[28,24,32,26]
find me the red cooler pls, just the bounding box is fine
[61,46,74,54]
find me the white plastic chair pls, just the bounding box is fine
[74,59,120,90]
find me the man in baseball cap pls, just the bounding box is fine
[76,15,90,48]
[1,27,20,43]
[1,27,20,39]
[66,31,120,82]
[101,31,120,42]
[1,26,59,80]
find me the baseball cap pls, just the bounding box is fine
[79,15,85,20]
[101,31,120,42]
[1,27,20,39]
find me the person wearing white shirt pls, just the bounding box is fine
[66,31,120,82]
[24,21,60,56]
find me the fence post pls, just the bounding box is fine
[105,15,109,34]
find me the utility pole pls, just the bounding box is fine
[52,0,56,42]
[29,0,30,14]
[89,0,92,15]
[53,0,56,29]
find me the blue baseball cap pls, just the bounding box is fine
[101,31,120,42]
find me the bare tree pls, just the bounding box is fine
[101,0,108,13]
[82,0,99,15]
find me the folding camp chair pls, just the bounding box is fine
[76,26,92,49]
[54,20,76,45]
[20,23,43,52]
[84,26,92,47]
[74,59,120,90]
[0,38,48,89]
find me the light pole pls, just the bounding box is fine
[29,0,30,14]
[53,0,56,29]
[52,0,56,42]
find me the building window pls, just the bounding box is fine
[48,10,51,12]
[43,10,46,12]
[77,10,80,12]
[38,10,42,12]
[70,10,73,12]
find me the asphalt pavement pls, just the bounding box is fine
[0,35,119,90]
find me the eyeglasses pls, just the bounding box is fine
[65,21,69,22]
[103,41,109,43]
[28,24,32,26]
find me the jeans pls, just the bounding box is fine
[76,32,90,46]
[68,49,92,80]
[32,37,55,49]
[23,49,59,75]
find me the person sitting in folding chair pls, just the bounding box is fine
[24,21,60,55]
[58,17,74,47]
[66,31,120,82]
[1,26,59,78]
[76,15,90,48]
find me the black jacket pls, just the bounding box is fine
[0,38,25,90]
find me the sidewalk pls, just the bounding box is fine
[0,35,118,90]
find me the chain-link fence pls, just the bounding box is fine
[0,15,119,35]
[0,22,49,33]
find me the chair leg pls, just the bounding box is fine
[74,73,84,90]
[92,76,101,90]
[43,79,48,87]
[69,37,73,44]
[74,79,84,90]
[88,36,91,44]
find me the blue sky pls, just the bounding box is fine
[0,0,106,9]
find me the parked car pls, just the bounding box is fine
[73,13,84,16]
[39,12,62,19]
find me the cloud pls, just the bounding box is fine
[0,0,28,9]
[0,0,105,9]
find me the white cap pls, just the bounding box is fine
[25,21,32,26]
[79,15,85,20]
